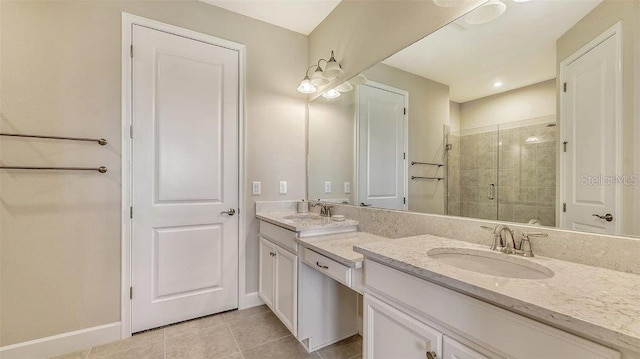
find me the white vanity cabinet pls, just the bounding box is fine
[363,260,621,359]
[258,236,297,334]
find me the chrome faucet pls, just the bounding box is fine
[311,201,333,217]
[482,224,516,254]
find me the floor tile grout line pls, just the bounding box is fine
[163,328,167,359]
[225,319,244,359]
[237,333,293,353]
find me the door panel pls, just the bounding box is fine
[274,245,298,335]
[131,25,239,332]
[364,294,442,359]
[259,237,275,309]
[358,84,406,210]
[561,34,619,234]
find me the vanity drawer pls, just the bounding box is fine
[259,221,298,253]
[302,248,352,287]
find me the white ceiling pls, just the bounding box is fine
[201,0,341,35]
[383,0,602,103]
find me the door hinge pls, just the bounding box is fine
[563,203,567,212]
[129,287,133,299]
[563,141,568,152]
[129,125,133,138]
[130,206,133,219]
[403,197,406,205]
[563,82,567,92]
[130,44,133,58]
[404,107,407,115]
[403,152,406,160]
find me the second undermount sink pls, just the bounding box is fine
[427,248,554,280]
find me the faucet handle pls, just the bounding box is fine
[520,232,547,257]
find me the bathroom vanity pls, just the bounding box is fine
[256,209,374,352]
[355,235,640,359]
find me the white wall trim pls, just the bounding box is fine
[121,12,248,337]
[558,21,623,234]
[0,322,121,359]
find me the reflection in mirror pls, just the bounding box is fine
[307,0,640,237]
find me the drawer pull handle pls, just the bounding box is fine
[316,261,329,269]
[427,351,437,359]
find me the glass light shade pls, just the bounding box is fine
[349,73,368,85]
[464,0,506,25]
[323,52,343,79]
[335,81,354,92]
[297,77,317,94]
[322,89,341,99]
[310,67,326,86]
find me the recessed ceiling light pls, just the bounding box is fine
[464,0,507,25]
[493,82,503,87]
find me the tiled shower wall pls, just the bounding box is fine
[447,123,557,226]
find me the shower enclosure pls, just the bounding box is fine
[446,116,557,226]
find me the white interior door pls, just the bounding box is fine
[357,84,407,210]
[131,24,239,332]
[561,31,621,234]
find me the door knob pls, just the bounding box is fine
[426,351,437,359]
[220,208,236,216]
[592,213,613,222]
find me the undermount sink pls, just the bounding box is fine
[427,248,554,280]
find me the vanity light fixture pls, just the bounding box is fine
[335,81,354,92]
[322,89,341,99]
[297,65,318,94]
[464,0,507,25]
[298,51,344,93]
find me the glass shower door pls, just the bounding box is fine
[447,125,499,220]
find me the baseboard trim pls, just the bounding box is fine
[239,291,264,310]
[0,322,121,359]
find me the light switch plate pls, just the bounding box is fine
[252,181,261,195]
[279,181,287,194]
[344,182,351,194]
[324,181,332,194]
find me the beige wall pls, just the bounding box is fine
[449,101,461,133]
[308,0,486,98]
[308,92,355,203]
[364,63,450,214]
[557,0,639,235]
[459,80,556,131]
[0,1,307,346]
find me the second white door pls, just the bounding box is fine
[357,84,407,210]
[131,24,239,332]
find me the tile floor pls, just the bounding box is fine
[51,305,362,359]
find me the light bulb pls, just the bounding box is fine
[322,89,341,99]
[297,77,317,94]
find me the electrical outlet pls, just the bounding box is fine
[344,182,351,194]
[324,181,332,194]
[252,181,261,195]
[279,181,287,194]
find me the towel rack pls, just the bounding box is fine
[411,176,444,181]
[0,133,107,146]
[411,161,444,167]
[0,166,107,173]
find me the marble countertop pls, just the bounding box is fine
[296,232,389,268]
[256,212,358,232]
[354,234,640,352]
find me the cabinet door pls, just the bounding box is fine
[258,237,275,309]
[274,244,298,335]
[442,337,489,359]
[364,294,442,359]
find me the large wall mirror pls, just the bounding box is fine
[308,0,640,237]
